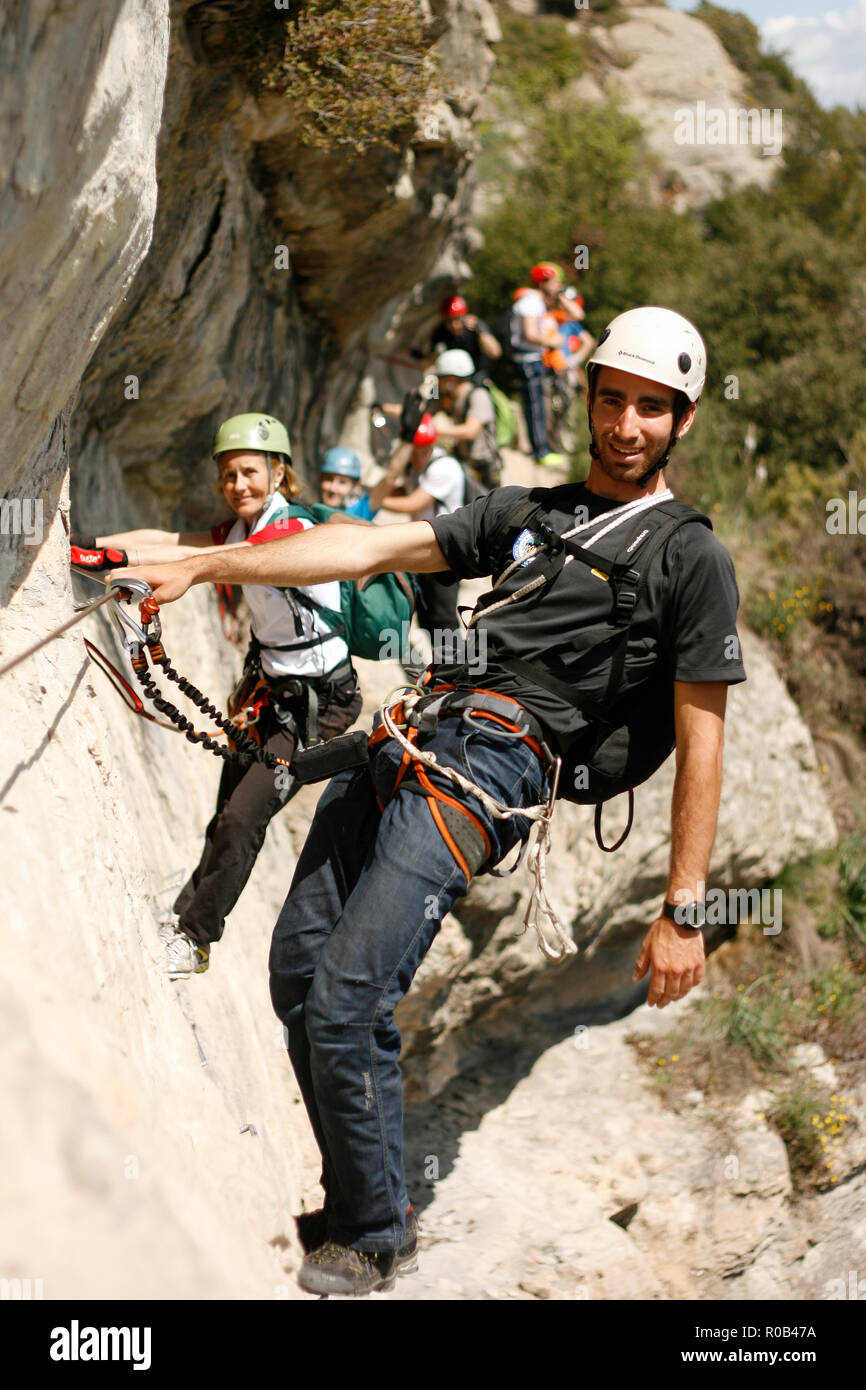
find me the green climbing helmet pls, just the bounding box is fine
[212,413,292,461]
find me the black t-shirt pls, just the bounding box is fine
[429,482,746,756]
[431,320,492,383]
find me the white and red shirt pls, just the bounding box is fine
[407,447,466,522]
[509,288,546,365]
[212,494,349,680]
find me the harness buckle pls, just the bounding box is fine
[613,572,640,622]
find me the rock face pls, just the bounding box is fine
[480,4,782,213]
[0,575,309,1297]
[0,0,169,596]
[389,1006,866,1301]
[0,0,500,1301]
[69,0,497,535]
[588,7,782,208]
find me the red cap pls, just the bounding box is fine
[413,414,438,447]
[441,294,468,318]
[530,262,562,286]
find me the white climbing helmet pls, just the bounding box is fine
[434,348,475,379]
[587,306,707,403]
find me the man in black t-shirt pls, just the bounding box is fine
[121,307,746,1298]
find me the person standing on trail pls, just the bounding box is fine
[376,294,501,387]
[429,294,502,384]
[116,308,746,1296]
[509,263,582,466]
[73,414,361,977]
[431,348,502,489]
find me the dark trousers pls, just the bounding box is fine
[175,673,362,947]
[268,717,548,1249]
[515,358,550,459]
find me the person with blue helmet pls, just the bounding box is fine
[319,445,407,522]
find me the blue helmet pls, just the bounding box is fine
[320,447,362,480]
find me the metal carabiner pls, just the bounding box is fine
[107,577,152,652]
[542,753,562,819]
[461,707,531,741]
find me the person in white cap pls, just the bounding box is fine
[431,348,502,489]
[118,307,745,1298]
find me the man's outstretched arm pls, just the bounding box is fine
[633,680,728,1008]
[112,519,449,606]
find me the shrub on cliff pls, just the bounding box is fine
[263,1,435,152]
[194,0,436,153]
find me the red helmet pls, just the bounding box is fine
[440,294,468,318]
[413,414,438,447]
[530,262,562,286]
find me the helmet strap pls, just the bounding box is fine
[637,395,689,485]
[635,428,678,488]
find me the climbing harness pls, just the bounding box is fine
[369,673,576,964]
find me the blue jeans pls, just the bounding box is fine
[515,358,550,459]
[268,715,548,1251]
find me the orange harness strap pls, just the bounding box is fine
[368,680,543,883]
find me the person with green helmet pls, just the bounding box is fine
[71,412,362,978]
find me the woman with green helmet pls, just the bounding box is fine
[71,413,362,977]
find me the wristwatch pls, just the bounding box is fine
[662,899,706,929]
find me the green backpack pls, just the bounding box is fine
[283,500,418,662]
[486,380,518,449]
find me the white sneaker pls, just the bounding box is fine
[157,917,179,946]
[163,928,210,978]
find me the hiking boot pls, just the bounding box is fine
[163,928,209,978]
[396,1205,419,1274]
[298,1241,397,1297]
[296,1207,330,1254]
[297,1206,418,1276]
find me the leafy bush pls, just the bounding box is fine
[694,3,807,109]
[267,0,435,151]
[494,11,587,108]
[198,0,436,153]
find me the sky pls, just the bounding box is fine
[667,0,866,110]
